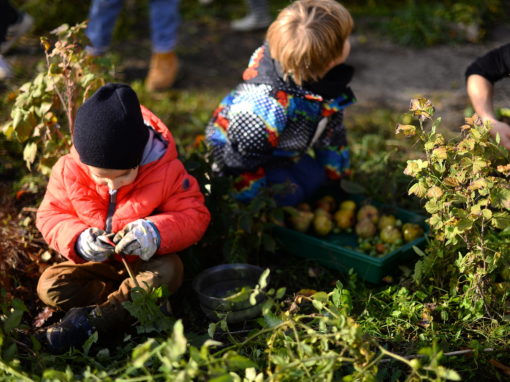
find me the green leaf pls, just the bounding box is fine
[257,268,270,290]
[491,188,510,209]
[223,351,257,370]
[208,374,234,382]
[208,322,217,338]
[132,338,157,368]
[436,366,461,381]
[340,179,366,194]
[224,285,252,303]
[82,331,98,355]
[312,299,324,310]
[263,312,283,328]
[43,369,73,381]
[425,199,441,214]
[472,158,488,174]
[492,212,510,229]
[312,291,329,302]
[3,300,26,333]
[412,245,427,257]
[169,320,187,361]
[262,233,276,252]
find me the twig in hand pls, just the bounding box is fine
[99,234,140,288]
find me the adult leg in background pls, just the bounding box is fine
[145,0,180,91]
[86,0,124,55]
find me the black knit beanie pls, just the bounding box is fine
[73,83,149,169]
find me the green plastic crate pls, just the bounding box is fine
[274,202,428,284]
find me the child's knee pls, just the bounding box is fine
[37,262,116,310]
[141,254,184,294]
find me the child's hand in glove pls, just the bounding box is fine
[76,228,115,262]
[113,219,160,261]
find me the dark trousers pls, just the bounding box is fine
[0,0,20,43]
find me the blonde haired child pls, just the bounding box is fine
[206,0,356,205]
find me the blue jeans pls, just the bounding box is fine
[86,0,180,55]
[265,155,327,206]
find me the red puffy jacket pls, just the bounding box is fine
[36,106,211,264]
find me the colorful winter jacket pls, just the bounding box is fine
[205,42,356,200]
[36,106,211,264]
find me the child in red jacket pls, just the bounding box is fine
[36,83,211,353]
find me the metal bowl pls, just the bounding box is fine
[192,263,268,323]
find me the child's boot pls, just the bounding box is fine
[40,306,95,354]
[145,51,179,92]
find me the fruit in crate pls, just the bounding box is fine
[339,200,356,212]
[288,208,314,233]
[334,209,354,229]
[314,207,332,219]
[355,219,377,238]
[375,243,386,254]
[378,214,397,230]
[296,202,312,212]
[314,214,333,236]
[380,226,403,244]
[316,195,336,212]
[357,204,379,224]
[402,223,424,242]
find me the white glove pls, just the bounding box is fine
[76,228,115,262]
[113,219,160,261]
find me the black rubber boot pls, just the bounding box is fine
[40,306,95,354]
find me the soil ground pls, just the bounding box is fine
[163,19,510,128]
[4,17,510,128]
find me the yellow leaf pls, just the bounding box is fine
[497,164,510,176]
[482,209,493,220]
[427,186,443,199]
[431,147,447,161]
[468,178,487,191]
[395,124,416,137]
[409,182,427,197]
[404,159,429,177]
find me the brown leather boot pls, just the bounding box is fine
[145,51,179,91]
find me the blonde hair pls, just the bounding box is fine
[266,0,353,85]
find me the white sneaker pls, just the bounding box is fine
[231,13,271,32]
[0,56,12,80]
[1,13,34,54]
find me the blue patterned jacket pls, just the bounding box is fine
[205,42,356,199]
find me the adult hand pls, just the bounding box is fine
[487,119,510,150]
[113,219,160,261]
[76,228,115,262]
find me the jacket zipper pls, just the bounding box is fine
[105,189,117,234]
